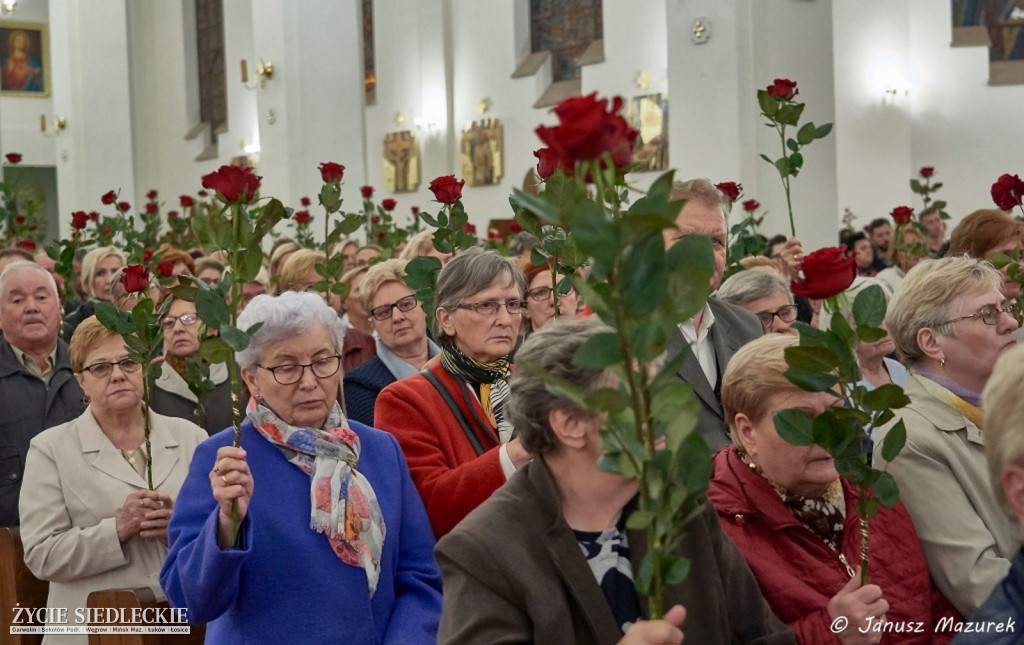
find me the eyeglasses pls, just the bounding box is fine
[256,355,342,385]
[80,358,141,378]
[755,304,799,330]
[160,313,199,331]
[457,299,527,316]
[370,295,419,321]
[525,286,575,302]
[939,301,1019,327]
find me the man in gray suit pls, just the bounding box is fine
[664,179,764,451]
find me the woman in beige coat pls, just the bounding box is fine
[19,316,207,644]
[875,256,1021,616]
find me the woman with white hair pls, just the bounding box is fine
[875,256,1020,616]
[160,291,442,644]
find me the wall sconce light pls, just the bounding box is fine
[241,59,274,90]
[869,56,912,102]
[40,114,67,136]
[1,0,17,16]
[413,116,438,133]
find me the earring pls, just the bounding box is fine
[940,358,946,367]
[81,395,91,405]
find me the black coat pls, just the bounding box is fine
[343,356,396,426]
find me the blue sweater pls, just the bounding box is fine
[344,356,397,427]
[159,419,441,644]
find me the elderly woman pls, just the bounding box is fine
[63,246,126,340]
[278,249,376,373]
[876,225,926,296]
[194,257,224,287]
[343,259,439,426]
[436,318,795,644]
[149,294,232,435]
[874,256,1020,616]
[375,248,532,536]
[160,291,442,643]
[709,334,960,644]
[948,209,1024,302]
[516,257,580,333]
[19,316,207,644]
[717,270,798,335]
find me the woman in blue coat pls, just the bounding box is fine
[160,291,441,644]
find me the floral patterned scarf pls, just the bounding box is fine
[248,400,386,594]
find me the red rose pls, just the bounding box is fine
[202,164,262,204]
[145,202,158,214]
[370,215,381,224]
[463,222,477,234]
[487,228,501,239]
[381,198,397,211]
[919,167,934,179]
[143,250,154,263]
[179,195,195,208]
[88,211,99,221]
[117,201,131,213]
[411,206,420,215]
[294,210,311,224]
[534,92,638,179]
[121,265,150,292]
[300,197,311,207]
[509,221,523,233]
[101,190,117,205]
[197,189,208,197]
[766,78,799,101]
[14,215,25,224]
[146,189,158,200]
[102,227,111,236]
[5,152,21,164]
[377,232,387,240]
[715,181,742,203]
[319,162,345,183]
[790,246,857,300]
[360,185,374,199]
[429,175,465,205]
[742,199,760,212]
[890,205,914,224]
[71,211,89,230]
[157,261,176,278]
[991,173,1024,212]
[167,210,179,219]
[15,239,35,251]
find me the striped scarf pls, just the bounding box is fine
[440,344,513,441]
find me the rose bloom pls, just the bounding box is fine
[381,198,397,212]
[16,239,35,250]
[766,78,799,101]
[5,152,22,164]
[361,185,374,199]
[89,211,99,221]
[117,201,131,213]
[180,195,195,208]
[300,196,311,207]
[146,189,158,200]
[371,215,381,224]
[509,221,523,233]
[15,215,25,224]
[790,246,856,299]
[411,206,420,215]
[890,206,914,225]
[167,210,179,219]
[156,261,175,278]
[197,189,208,197]
[429,175,465,205]
[143,250,154,263]
[145,202,158,214]
[120,265,151,293]
[487,228,501,240]
[319,161,345,183]
[991,173,1024,212]
[101,190,117,205]
[294,210,311,224]
[715,182,742,203]
[71,211,89,230]
[202,164,262,204]
[463,222,477,234]
[742,199,760,212]
[919,167,935,179]
[102,227,111,236]
[534,92,637,180]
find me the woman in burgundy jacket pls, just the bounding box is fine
[708,334,961,644]
[374,249,532,536]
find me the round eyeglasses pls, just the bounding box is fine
[370,295,419,321]
[161,313,199,331]
[939,301,1019,327]
[755,304,798,330]
[256,355,342,385]
[80,358,142,379]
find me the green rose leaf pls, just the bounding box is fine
[853,284,887,328]
[572,332,621,369]
[815,122,833,139]
[873,470,900,508]
[757,90,778,118]
[855,325,888,343]
[880,418,907,463]
[862,384,911,413]
[94,301,136,336]
[796,122,817,146]
[784,367,838,392]
[626,509,656,531]
[219,325,251,352]
[585,387,627,414]
[662,556,691,586]
[774,408,814,446]
[196,288,230,329]
[774,157,791,177]
[199,336,234,364]
[784,345,839,373]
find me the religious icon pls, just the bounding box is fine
[460,119,504,187]
[383,131,420,193]
[0,22,49,97]
[625,93,668,172]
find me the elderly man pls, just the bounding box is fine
[662,179,763,451]
[0,261,85,526]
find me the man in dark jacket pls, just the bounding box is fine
[0,261,86,526]
[663,179,763,451]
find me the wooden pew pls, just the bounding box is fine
[85,588,204,645]
[0,526,48,645]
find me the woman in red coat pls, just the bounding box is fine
[374,248,532,536]
[709,334,960,644]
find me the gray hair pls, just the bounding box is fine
[0,260,58,301]
[668,178,729,228]
[433,247,526,339]
[886,255,1004,366]
[236,291,347,372]
[508,317,612,456]
[717,270,791,308]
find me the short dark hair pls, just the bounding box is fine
[840,230,867,251]
[866,218,890,233]
[764,234,787,257]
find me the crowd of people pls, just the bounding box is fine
[1,176,1023,643]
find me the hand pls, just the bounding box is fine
[116,490,171,543]
[505,437,532,469]
[618,605,686,645]
[778,237,805,275]
[139,493,174,546]
[210,446,253,548]
[827,569,888,645]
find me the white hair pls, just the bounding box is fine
[236,291,346,371]
[0,260,58,301]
